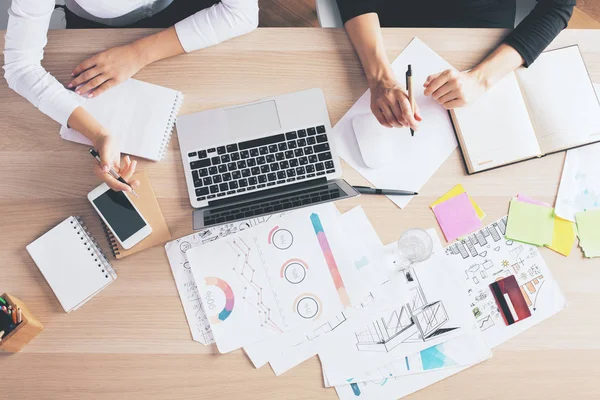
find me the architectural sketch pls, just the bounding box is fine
[445,217,508,259]
[354,269,459,352]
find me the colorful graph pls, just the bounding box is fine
[280,258,309,284]
[310,213,350,307]
[268,226,293,249]
[204,277,235,324]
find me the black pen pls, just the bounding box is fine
[89,148,139,197]
[353,186,417,196]
[406,64,415,137]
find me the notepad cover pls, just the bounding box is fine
[26,217,116,313]
[102,170,172,259]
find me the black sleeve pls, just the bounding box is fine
[336,0,381,24]
[504,0,575,67]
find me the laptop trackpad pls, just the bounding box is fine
[225,100,281,140]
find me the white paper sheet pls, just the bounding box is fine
[554,84,600,222]
[164,215,285,345]
[333,37,458,209]
[244,206,387,369]
[333,349,489,400]
[319,230,476,385]
[186,204,353,353]
[444,216,567,348]
[327,331,491,387]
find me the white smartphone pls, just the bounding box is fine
[88,183,152,249]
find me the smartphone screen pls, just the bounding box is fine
[92,190,147,241]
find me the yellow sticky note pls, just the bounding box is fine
[546,216,576,256]
[430,184,485,220]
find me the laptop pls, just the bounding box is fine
[176,88,360,229]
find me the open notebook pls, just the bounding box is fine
[60,79,183,161]
[26,217,116,313]
[451,45,600,174]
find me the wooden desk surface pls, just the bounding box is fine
[1,28,599,400]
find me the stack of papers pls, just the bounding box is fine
[506,195,577,256]
[166,205,566,400]
[430,184,484,242]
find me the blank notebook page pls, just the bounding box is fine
[452,72,541,172]
[516,45,600,153]
[26,217,114,312]
[60,79,182,161]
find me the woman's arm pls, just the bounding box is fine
[69,0,259,96]
[342,13,420,130]
[3,0,136,191]
[425,0,575,109]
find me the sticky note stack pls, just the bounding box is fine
[430,184,483,242]
[506,194,576,256]
[575,209,600,258]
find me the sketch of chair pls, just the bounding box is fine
[355,269,458,352]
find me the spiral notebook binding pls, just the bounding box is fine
[100,220,121,258]
[157,92,184,161]
[73,216,117,280]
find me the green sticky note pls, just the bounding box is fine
[576,209,600,258]
[506,199,555,246]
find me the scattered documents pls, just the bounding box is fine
[430,184,485,220]
[333,37,458,209]
[432,192,482,242]
[164,214,285,345]
[186,204,352,353]
[445,216,566,348]
[506,199,554,246]
[318,230,477,385]
[575,209,600,258]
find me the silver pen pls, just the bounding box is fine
[89,148,139,197]
[353,186,417,196]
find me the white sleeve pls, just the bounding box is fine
[3,0,82,127]
[174,0,259,53]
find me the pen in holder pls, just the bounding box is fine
[0,293,43,353]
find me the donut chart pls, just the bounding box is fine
[205,277,235,324]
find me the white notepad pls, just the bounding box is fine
[60,79,183,161]
[26,216,117,313]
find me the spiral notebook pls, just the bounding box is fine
[26,216,116,313]
[59,79,183,161]
[101,170,172,259]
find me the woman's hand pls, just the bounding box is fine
[423,69,487,109]
[369,78,422,129]
[93,134,140,192]
[68,43,146,98]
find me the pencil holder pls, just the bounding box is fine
[0,293,44,353]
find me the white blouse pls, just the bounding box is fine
[3,0,259,126]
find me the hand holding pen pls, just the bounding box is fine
[89,147,140,196]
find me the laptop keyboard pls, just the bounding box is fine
[203,187,342,226]
[187,125,336,202]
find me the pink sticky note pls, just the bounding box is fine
[516,194,550,208]
[433,192,482,242]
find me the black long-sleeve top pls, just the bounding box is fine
[336,0,575,66]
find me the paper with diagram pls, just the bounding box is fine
[444,216,566,348]
[318,230,476,385]
[244,206,387,369]
[164,214,284,345]
[333,37,458,209]
[555,84,600,222]
[186,204,353,353]
[327,331,491,388]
